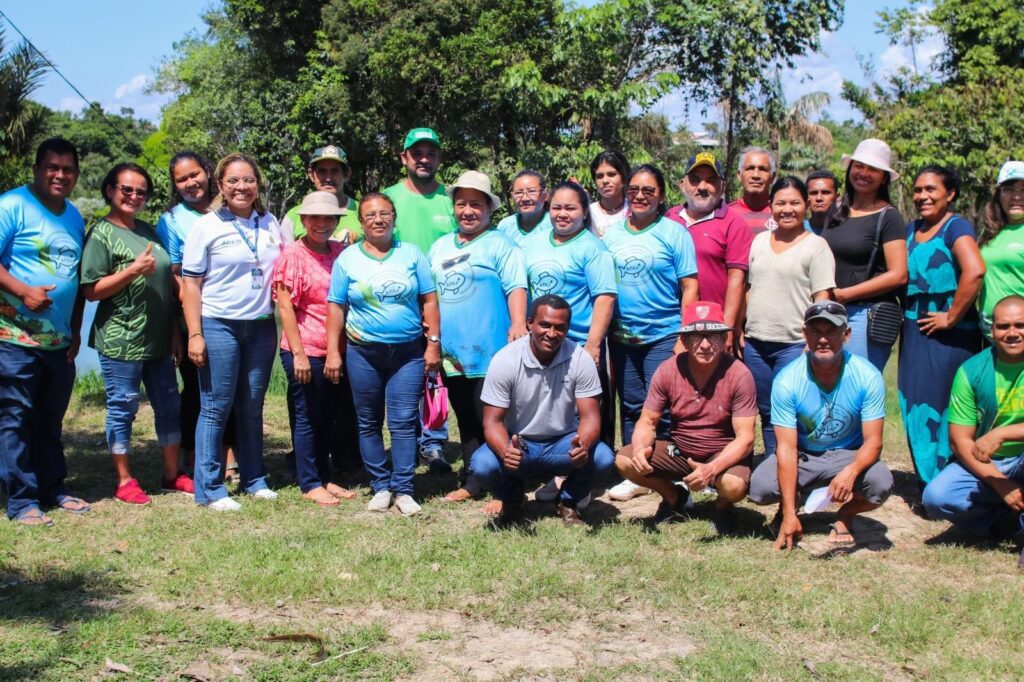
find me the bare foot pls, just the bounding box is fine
[303,487,340,506]
[325,483,356,500]
[443,487,477,502]
[481,499,503,515]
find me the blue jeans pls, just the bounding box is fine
[471,432,615,507]
[743,338,805,456]
[609,335,676,445]
[282,350,344,493]
[99,354,181,455]
[0,343,75,519]
[346,339,424,496]
[922,456,1024,536]
[844,303,893,373]
[194,317,276,504]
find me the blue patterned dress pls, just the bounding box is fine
[898,215,983,485]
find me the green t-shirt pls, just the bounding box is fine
[80,219,174,361]
[979,223,1024,328]
[948,356,1024,459]
[382,181,456,255]
[282,196,362,242]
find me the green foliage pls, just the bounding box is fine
[0,27,49,189]
[846,0,1024,217]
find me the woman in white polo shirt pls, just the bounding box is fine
[182,152,284,511]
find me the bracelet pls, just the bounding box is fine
[189,332,203,339]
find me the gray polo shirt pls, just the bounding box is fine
[480,335,602,440]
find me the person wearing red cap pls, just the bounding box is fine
[615,301,757,533]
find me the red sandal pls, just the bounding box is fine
[115,478,152,506]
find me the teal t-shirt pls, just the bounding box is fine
[282,196,362,242]
[327,240,435,345]
[155,203,204,266]
[0,186,84,349]
[428,230,526,377]
[382,182,456,255]
[771,351,887,452]
[80,219,174,360]
[496,212,552,246]
[948,355,1024,459]
[522,228,617,343]
[603,216,697,345]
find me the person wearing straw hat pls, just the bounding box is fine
[428,170,527,510]
[272,191,359,507]
[615,301,757,533]
[280,145,361,247]
[819,138,908,372]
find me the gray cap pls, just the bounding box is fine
[803,301,848,327]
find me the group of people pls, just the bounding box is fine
[1,131,1022,568]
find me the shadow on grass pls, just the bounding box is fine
[890,468,924,509]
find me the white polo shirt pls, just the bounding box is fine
[182,207,283,320]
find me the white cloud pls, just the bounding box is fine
[57,96,83,113]
[877,29,943,79]
[104,73,170,122]
[114,73,148,100]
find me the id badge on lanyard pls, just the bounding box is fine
[231,217,263,290]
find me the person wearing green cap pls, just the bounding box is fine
[384,128,458,470]
[280,145,362,247]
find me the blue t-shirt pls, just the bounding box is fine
[522,228,617,343]
[771,350,887,452]
[155,203,204,266]
[904,215,978,328]
[496,212,552,246]
[603,216,698,345]
[428,231,526,377]
[327,240,435,345]
[0,186,84,348]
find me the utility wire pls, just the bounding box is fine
[0,8,158,167]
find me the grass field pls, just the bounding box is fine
[1,356,1021,681]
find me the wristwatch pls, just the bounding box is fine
[426,335,441,344]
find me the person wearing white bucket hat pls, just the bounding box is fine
[429,170,528,512]
[820,138,908,372]
[978,161,1024,336]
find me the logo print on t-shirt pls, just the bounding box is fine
[436,253,476,302]
[613,245,653,286]
[528,260,564,297]
[35,234,80,278]
[373,279,410,303]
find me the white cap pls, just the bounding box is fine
[997,161,1024,186]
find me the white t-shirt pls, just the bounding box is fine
[181,207,284,320]
[746,231,836,343]
[588,200,629,239]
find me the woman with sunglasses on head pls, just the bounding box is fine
[898,165,985,490]
[604,164,699,454]
[821,138,908,372]
[182,152,284,511]
[744,177,835,458]
[588,150,631,238]
[81,163,190,505]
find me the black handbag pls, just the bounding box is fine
[862,208,902,346]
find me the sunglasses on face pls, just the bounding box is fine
[117,185,148,199]
[626,185,658,198]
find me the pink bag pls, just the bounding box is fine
[422,372,448,430]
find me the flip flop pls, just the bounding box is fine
[827,523,856,548]
[15,508,54,527]
[54,495,91,514]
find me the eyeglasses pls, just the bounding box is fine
[511,188,541,199]
[803,301,847,321]
[117,185,148,199]
[626,185,658,198]
[224,176,257,187]
[362,211,394,221]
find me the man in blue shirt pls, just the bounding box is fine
[0,138,89,526]
[749,301,893,549]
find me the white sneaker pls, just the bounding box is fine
[249,488,278,500]
[207,497,241,512]
[534,478,561,502]
[367,490,393,512]
[608,480,651,501]
[394,494,422,516]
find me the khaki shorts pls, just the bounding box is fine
[619,440,752,484]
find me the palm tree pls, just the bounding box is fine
[0,26,49,159]
[747,71,834,158]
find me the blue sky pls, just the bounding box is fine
[2,0,937,128]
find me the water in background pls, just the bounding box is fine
[76,300,99,375]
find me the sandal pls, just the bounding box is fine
[224,463,240,485]
[15,508,54,527]
[302,488,340,507]
[827,523,856,548]
[54,495,91,514]
[325,483,356,500]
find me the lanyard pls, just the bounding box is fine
[230,215,260,262]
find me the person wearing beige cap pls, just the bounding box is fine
[819,138,908,372]
[272,191,358,506]
[280,145,361,247]
[428,170,528,511]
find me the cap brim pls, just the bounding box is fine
[684,161,721,178]
[805,312,847,327]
